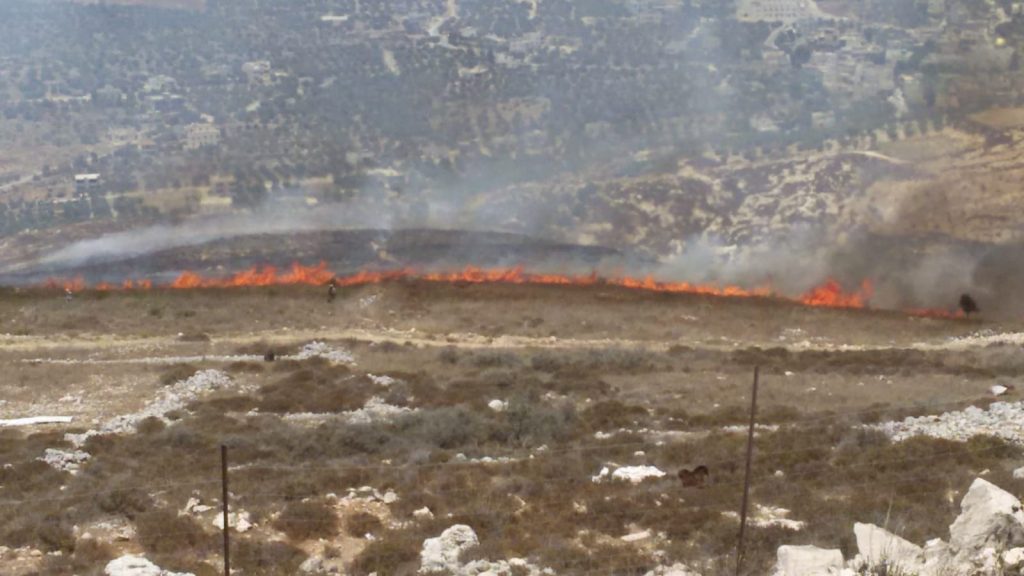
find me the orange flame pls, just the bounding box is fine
[799,278,874,309]
[35,263,959,318]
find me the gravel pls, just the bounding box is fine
[875,401,1024,445]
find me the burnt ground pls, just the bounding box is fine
[1,282,1023,575]
[0,229,627,286]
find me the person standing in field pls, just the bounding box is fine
[327,279,337,303]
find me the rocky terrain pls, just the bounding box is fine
[2,282,1024,575]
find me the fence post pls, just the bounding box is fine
[221,444,230,576]
[736,366,760,576]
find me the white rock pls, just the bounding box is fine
[296,341,355,364]
[620,530,651,542]
[413,507,434,520]
[606,465,666,484]
[949,478,1024,554]
[104,555,194,576]
[853,523,923,569]
[0,416,73,427]
[1003,547,1024,567]
[39,448,90,473]
[991,385,1008,396]
[774,545,844,576]
[487,399,508,412]
[419,525,479,574]
[1013,466,1024,480]
[298,556,334,574]
[382,490,399,504]
[750,505,805,531]
[181,497,212,515]
[211,511,253,533]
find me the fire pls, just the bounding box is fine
[37,263,959,318]
[169,262,335,289]
[799,278,874,309]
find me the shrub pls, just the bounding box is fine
[159,364,199,386]
[36,515,75,553]
[345,511,384,538]
[398,407,494,450]
[274,501,338,541]
[581,400,648,430]
[438,347,460,365]
[72,537,115,570]
[136,509,214,555]
[136,416,166,435]
[97,488,153,519]
[349,531,423,575]
[233,538,308,575]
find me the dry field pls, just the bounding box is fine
[1,282,1023,575]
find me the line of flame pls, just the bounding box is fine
[38,262,958,317]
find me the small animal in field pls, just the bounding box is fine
[264,350,276,362]
[678,465,709,488]
[327,280,338,303]
[959,293,979,317]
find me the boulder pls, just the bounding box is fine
[104,556,194,576]
[775,545,844,576]
[1003,547,1024,568]
[853,523,924,569]
[920,538,956,575]
[419,525,479,574]
[949,478,1024,555]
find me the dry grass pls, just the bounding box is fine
[2,285,1024,574]
[274,501,338,541]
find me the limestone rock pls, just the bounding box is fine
[853,523,924,569]
[419,525,479,574]
[775,545,844,576]
[104,556,194,576]
[949,478,1024,555]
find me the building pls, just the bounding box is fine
[242,61,273,85]
[74,174,101,195]
[184,123,221,150]
[737,0,825,22]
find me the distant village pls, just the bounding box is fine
[0,0,1021,247]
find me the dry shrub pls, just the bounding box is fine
[233,538,308,575]
[345,511,384,537]
[438,347,460,365]
[581,400,648,430]
[36,514,76,553]
[531,349,661,375]
[136,509,215,555]
[396,406,497,450]
[274,501,338,541]
[0,459,67,499]
[136,416,166,435]
[471,350,522,369]
[97,488,153,519]
[159,363,199,386]
[503,395,579,447]
[349,529,425,575]
[228,361,265,374]
[256,366,370,414]
[72,537,115,570]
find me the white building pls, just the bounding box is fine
[74,173,101,194]
[737,0,826,22]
